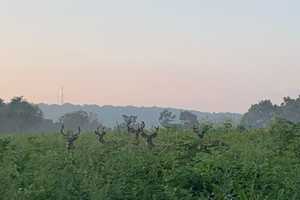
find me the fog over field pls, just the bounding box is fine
[38,103,242,127]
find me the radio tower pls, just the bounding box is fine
[59,87,64,105]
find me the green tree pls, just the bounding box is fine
[179,111,198,128]
[159,109,176,128]
[60,111,100,131]
[6,96,43,132]
[240,100,276,129]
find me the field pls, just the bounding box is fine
[1,126,300,200]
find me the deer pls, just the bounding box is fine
[121,115,147,143]
[141,126,159,148]
[60,124,81,150]
[128,121,146,143]
[94,126,106,144]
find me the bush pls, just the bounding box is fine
[0,126,300,200]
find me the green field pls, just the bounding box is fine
[1,123,300,200]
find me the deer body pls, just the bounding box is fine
[141,126,159,148]
[60,125,81,150]
[127,121,145,142]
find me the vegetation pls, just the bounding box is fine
[1,118,300,200]
[60,111,101,131]
[241,96,300,128]
[0,97,56,133]
[1,95,300,199]
[0,97,102,133]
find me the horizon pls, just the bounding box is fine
[3,94,300,115]
[1,0,299,113]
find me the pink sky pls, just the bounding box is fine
[1,0,300,113]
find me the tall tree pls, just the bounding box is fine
[60,111,100,131]
[240,100,276,129]
[159,109,176,128]
[179,111,198,128]
[241,96,300,129]
[0,96,44,132]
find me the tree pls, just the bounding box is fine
[0,96,58,133]
[179,111,198,128]
[6,96,43,132]
[60,111,100,131]
[159,109,176,128]
[278,96,300,123]
[241,96,300,129]
[122,115,137,127]
[240,100,276,129]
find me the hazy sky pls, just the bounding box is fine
[1,0,299,113]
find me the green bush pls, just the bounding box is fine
[0,125,300,200]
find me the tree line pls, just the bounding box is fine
[0,97,101,133]
[1,95,300,133]
[241,95,300,128]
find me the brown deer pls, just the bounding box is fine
[60,124,81,150]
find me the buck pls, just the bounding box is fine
[141,126,159,148]
[122,115,145,140]
[127,120,146,142]
[60,124,81,150]
[94,126,106,144]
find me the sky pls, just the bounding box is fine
[0,0,299,113]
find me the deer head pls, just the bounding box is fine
[60,124,81,150]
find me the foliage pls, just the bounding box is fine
[60,111,101,131]
[159,109,177,129]
[0,96,54,133]
[179,111,198,128]
[241,95,300,129]
[1,121,300,200]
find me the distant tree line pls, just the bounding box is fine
[0,97,53,133]
[3,95,299,133]
[241,95,300,128]
[0,97,102,133]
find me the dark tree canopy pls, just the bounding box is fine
[179,111,198,128]
[122,115,138,126]
[159,109,176,128]
[0,96,47,133]
[60,110,101,131]
[241,96,300,128]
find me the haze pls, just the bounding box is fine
[1,0,299,113]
